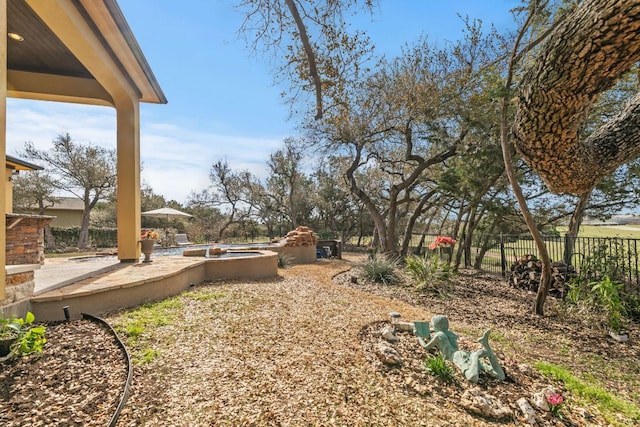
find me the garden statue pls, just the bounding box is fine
[416,315,505,383]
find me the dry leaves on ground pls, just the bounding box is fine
[1,253,638,426]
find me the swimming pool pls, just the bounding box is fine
[153,243,271,257]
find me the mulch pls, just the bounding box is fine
[1,253,638,426]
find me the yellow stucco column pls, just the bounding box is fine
[115,97,141,262]
[0,0,7,299]
[5,169,12,213]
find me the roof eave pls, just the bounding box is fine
[79,0,167,105]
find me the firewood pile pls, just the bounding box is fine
[508,254,576,297]
[275,226,318,247]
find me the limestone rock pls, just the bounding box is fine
[532,385,557,411]
[280,226,319,247]
[516,397,537,425]
[208,247,228,256]
[532,392,549,412]
[460,388,511,420]
[183,249,206,257]
[395,321,415,332]
[374,342,402,366]
[380,325,398,342]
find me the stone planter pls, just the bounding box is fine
[140,239,157,263]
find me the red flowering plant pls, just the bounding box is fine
[428,236,457,250]
[141,229,159,240]
[406,236,459,286]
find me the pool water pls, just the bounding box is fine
[153,243,270,258]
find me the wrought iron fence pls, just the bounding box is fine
[409,233,640,292]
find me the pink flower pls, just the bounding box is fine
[547,393,564,417]
[547,393,563,406]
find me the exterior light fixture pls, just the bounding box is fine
[8,32,24,42]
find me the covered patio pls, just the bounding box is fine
[1,0,166,310]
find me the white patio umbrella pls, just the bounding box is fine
[141,207,193,221]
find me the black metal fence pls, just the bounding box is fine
[409,233,640,290]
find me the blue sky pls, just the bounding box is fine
[6,1,519,204]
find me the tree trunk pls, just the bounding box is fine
[563,191,591,266]
[473,221,498,269]
[503,2,553,315]
[78,208,91,249]
[514,0,640,194]
[568,192,591,237]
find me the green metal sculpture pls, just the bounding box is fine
[415,315,505,383]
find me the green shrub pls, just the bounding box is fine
[566,239,639,330]
[1,312,47,357]
[359,254,401,285]
[405,253,454,293]
[48,226,118,249]
[566,275,629,332]
[425,353,454,383]
[405,255,432,285]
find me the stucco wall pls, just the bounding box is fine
[42,210,83,228]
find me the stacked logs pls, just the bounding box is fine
[508,254,576,298]
[278,226,318,247]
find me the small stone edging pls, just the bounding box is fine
[81,313,133,427]
[370,316,584,424]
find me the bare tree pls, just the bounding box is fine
[22,133,116,249]
[11,170,59,248]
[236,0,375,120]
[189,160,258,241]
[266,137,311,228]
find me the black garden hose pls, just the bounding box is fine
[82,313,133,427]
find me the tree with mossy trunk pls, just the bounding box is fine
[514,0,640,194]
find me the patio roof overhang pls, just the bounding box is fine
[7,0,166,107]
[2,0,168,302]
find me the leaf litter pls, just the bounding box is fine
[0,253,638,426]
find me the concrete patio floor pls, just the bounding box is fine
[34,256,124,295]
[30,251,279,321]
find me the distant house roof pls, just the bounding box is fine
[6,155,43,171]
[45,197,85,211]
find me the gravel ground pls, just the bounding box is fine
[1,253,638,426]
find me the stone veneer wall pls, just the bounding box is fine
[2,214,53,317]
[2,269,36,317]
[6,214,53,265]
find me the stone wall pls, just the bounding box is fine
[269,226,318,264]
[6,214,53,265]
[3,214,52,317]
[2,268,36,317]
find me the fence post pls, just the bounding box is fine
[500,233,507,278]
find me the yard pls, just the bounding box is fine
[1,253,639,426]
